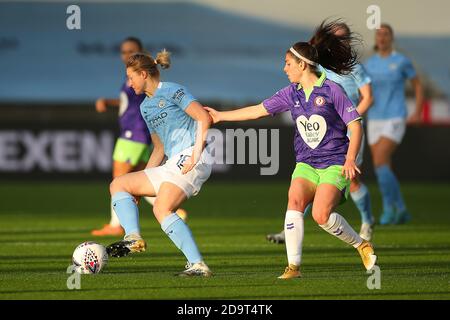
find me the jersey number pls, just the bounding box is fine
[176,154,191,170]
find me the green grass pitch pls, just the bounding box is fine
[0,181,449,299]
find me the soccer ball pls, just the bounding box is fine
[72,241,108,274]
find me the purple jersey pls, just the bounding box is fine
[118,81,150,144]
[263,74,361,168]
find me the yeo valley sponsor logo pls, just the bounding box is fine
[296,115,327,149]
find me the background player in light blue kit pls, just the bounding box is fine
[365,23,424,225]
[106,51,213,277]
[266,22,375,242]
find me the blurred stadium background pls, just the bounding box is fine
[0,0,449,299]
[1,0,449,181]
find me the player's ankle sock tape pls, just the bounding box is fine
[161,213,202,264]
[319,212,363,248]
[350,184,374,224]
[284,210,304,266]
[111,192,140,236]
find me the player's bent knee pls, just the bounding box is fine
[312,210,330,225]
[372,152,390,168]
[152,204,171,221]
[287,196,309,212]
[110,176,127,195]
[313,215,329,225]
[109,178,120,195]
[373,158,385,168]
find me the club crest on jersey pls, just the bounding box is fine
[389,63,398,70]
[158,99,165,108]
[314,96,326,107]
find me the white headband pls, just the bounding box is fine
[289,47,318,67]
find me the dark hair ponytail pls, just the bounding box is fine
[309,19,360,74]
[289,19,360,75]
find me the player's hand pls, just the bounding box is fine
[181,154,198,175]
[342,158,361,180]
[407,111,421,124]
[204,106,221,124]
[95,98,107,113]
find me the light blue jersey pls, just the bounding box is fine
[323,64,371,107]
[364,51,416,120]
[140,82,197,158]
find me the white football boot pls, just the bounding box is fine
[178,261,212,277]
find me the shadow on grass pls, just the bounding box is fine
[0,229,93,236]
[1,286,449,300]
[2,259,448,275]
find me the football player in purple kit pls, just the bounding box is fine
[91,37,187,236]
[266,22,375,243]
[206,21,377,279]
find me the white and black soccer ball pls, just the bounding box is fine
[72,241,108,274]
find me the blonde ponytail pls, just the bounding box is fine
[155,49,171,69]
[126,50,171,78]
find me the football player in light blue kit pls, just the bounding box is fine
[365,23,424,225]
[266,22,375,242]
[106,50,213,277]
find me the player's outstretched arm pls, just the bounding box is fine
[205,103,270,124]
[146,133,165,169]
[95,98,121,113]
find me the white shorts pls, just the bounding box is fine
[144,146,212,198]
[367,118,406,145]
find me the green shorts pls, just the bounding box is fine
[112,138,152,166]
[291,162,350,202]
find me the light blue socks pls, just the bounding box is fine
[350,183,374,224]
[111,192,140,236]
[303,203,312,217]
[111,192,202,263]
[161,213,202,264]
[375,165,406,213]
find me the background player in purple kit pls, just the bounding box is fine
[206,21,377,279]
[91,37,187,236]
[92,37,150,236]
